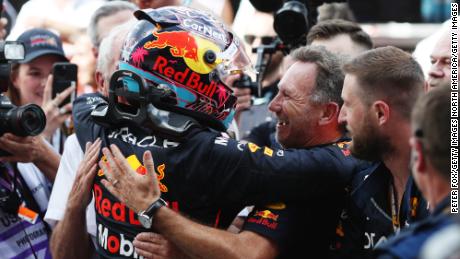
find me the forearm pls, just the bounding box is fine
[153,207,274,259]
[50,205,93,259]
[33,139,60,182]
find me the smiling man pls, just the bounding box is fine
[427,29,451,91]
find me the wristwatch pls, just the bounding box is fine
[138,198,167,229]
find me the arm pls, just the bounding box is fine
[0,134,60,182]
[152,208,277,259]
[50,139,101,259]
[99,145,278,259]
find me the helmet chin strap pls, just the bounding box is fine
[91,70,202,141]
[145,104,201,138]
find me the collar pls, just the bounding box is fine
[432,195,451,216]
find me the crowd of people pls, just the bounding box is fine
[0,0,455,258]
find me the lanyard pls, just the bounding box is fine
[0,163,21,192]
[389,183,400,233]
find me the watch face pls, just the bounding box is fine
[139,213,152,229]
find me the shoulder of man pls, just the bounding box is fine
[373,212,455,259]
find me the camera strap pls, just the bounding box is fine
[0,163,49,233]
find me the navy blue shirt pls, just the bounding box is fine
[330,163,429,258]
[242,141,364,258]
[73,93,371,258]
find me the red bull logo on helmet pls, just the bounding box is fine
[144,31,199,61]
[253,210,279,221]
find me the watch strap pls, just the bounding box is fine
[143,198,167,217]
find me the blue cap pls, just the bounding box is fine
[16,28,68,63]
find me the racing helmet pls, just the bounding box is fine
[115,6,253,131]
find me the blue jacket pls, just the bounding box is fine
[374,196,453,259]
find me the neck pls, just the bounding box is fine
[383,121,412,205]
[427,173,451,211]
[304,128,342,148]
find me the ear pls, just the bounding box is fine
[92,46,99,59]
[10,66,19,89]
[95,71,105,94]
[410,138,427,174]
[318,102,339,126]
[371,101,390,126]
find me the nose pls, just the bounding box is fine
[40,76,48,89]
[268,94,281,113]
[338,106,347,125]
[428,61,444,79]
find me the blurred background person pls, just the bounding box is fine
[231,4,284,138]
[307,19,373,60]
[73,0,136,94]
[88,1,136,58]
[7,0,104,42]
[426,28,451,91]
[129,0,235,25]
[412,20,450,78]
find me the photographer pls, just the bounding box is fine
[1,28,73,182]
[0,29,62,259]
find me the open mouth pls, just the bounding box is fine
[277,120,289,127]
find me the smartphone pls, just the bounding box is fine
[52,62,78,107]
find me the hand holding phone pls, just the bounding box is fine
[52,62,78,107]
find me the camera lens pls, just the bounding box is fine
[7,104,46,136]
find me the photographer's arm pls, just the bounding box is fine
[50,140,101,259]
[0,134,60,182]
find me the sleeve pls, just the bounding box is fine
[191,134,359,204]
[72,93,107,149]
[242,203,291,249]
[244,121,276,147]
[44,134,97,237]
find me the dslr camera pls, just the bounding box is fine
[0,41,46,155]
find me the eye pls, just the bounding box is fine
[282,89,291,99]
[28,71,41,77]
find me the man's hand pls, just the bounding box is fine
[100,144,160,213]
[225,74,252,112]
[41,75,74,141]
[67,139,101,212]
[134,232,187,259]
